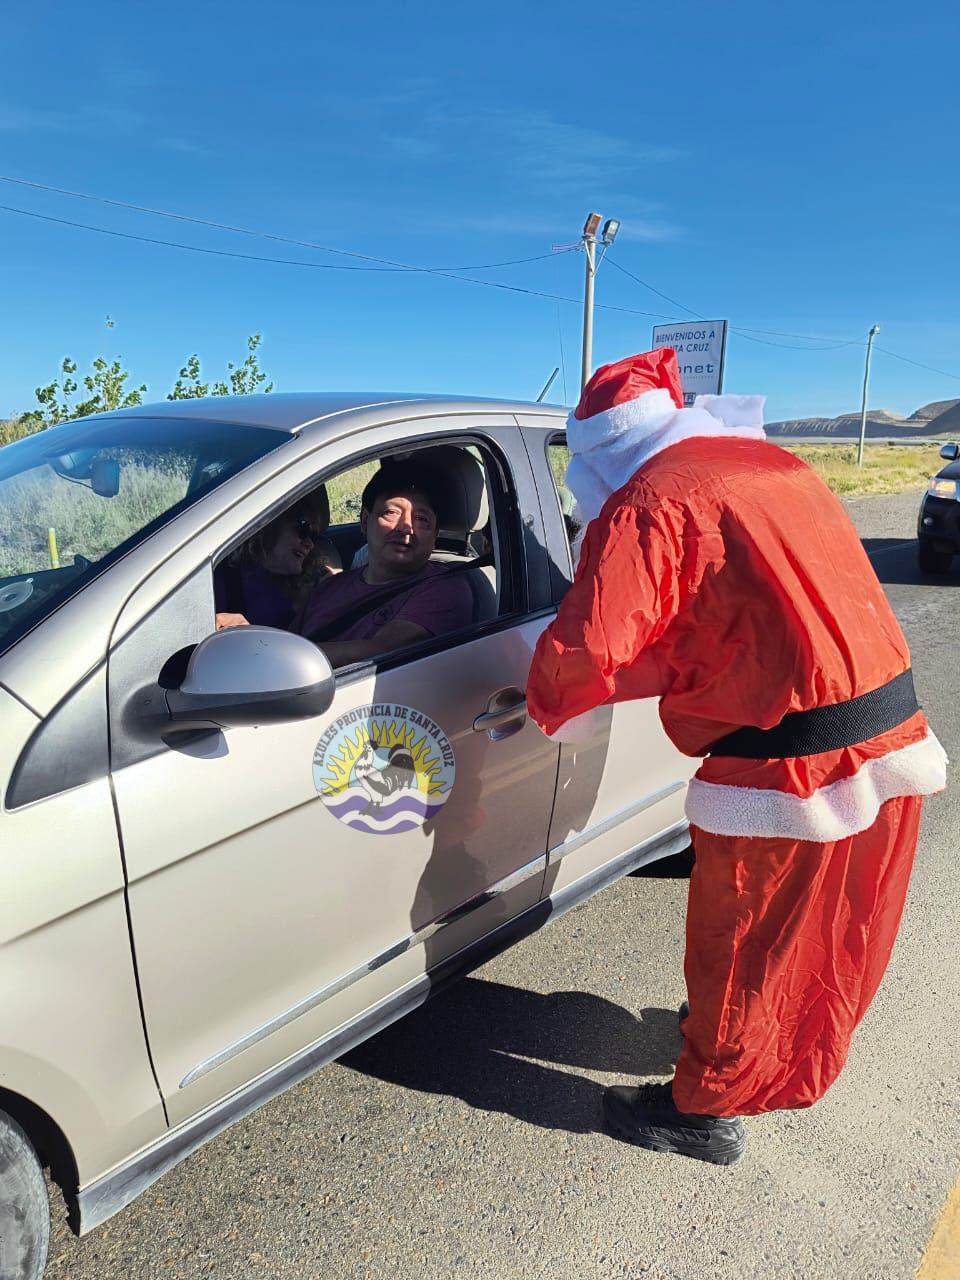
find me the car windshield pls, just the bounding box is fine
[0,415,289,657]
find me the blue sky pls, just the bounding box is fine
[2,0,958,423]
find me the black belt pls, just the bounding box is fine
[708,669,919,759]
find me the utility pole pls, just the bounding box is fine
[580,213,601,393]
[579,212,621,393]
[856,324,881,467]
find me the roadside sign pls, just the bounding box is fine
[651,320,728,405]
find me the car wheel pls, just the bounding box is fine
[918,538,953,576]
[0,1110,50,1280]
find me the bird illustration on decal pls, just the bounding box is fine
[353,731,418,815]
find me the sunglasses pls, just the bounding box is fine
[293,519,321,542]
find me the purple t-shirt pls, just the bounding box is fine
[293,562,473,642]
[214,562,295,629]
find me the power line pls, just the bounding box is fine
[731,323,858,341]
[4,173,874,345]
[0,202,677,319]
[873,345,960,383]
[606,251,960,378]
[604,256,704,320]
[605,253,867,348]
[10,173,960,381]
[732,331,865,352]
[0,203,419,271]
[0,173,563,274]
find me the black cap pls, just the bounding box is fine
[360,461,443,518]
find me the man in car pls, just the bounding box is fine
[292,460,473,666]
[526,347,947,1166]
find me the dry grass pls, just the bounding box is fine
[325,460,378,523]
[549,442,942,500]
[0,461,189,578]
[0,419,35,447]
[781,443,944,496]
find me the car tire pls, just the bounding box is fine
[0,1109,50,1280]
[918,538,953,576]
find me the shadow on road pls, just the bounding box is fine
[340,977,680,1135]
[862,538,960,587]
[632,845,695,879]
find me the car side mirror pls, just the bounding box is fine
[938,442,959,462]
[51,451,121,497]
[165,626,336,729]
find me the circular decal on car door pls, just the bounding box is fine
[312,703,455,836]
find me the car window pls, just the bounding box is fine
[546,434,581,564]
[0,416,288,658]
[325,452,493,569]
[213,437,521,668]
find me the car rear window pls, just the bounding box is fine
[0,415,288,657]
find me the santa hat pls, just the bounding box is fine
[565,347,766,528]
[568,347,685,453]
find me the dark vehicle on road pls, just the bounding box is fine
[918,442,960,574]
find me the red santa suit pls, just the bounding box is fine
[527,348,947,1117]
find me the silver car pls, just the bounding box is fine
[0,393,693,1278]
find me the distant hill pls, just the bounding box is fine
[767,412,907,436]
[908,399,960,422]
[924,401,960,435]
[830,409,905,427]
[766,400,958,438]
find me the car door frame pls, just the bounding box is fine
[103,409,563,1111]
[516,414,694,899]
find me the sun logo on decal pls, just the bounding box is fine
[319,719,445,800]
[313,704,456,836]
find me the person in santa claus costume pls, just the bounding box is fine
[526,346,947,1165]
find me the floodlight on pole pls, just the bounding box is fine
[580,210,620,392]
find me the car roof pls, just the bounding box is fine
[81,391,570,434]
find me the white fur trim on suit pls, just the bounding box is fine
[544,707,607,744]
[684,731,948,842]
[565,391,767,525]
[694,393,766,429]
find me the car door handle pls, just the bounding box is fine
[473,694,528,737]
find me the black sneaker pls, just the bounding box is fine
[678,1000,690,1025]
[602,1080,745,1165]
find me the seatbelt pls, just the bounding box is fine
[307,556,491,644]
[221,563,247,614]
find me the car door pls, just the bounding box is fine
[109,415,561,1125]
[518,416,694,898]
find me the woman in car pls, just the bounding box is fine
[214,492,340,631]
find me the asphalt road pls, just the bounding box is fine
[45,491,959,1280]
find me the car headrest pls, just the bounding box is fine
[405,445,489,535]
[314,484,330,530]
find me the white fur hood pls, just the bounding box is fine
[566,389,767,526]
